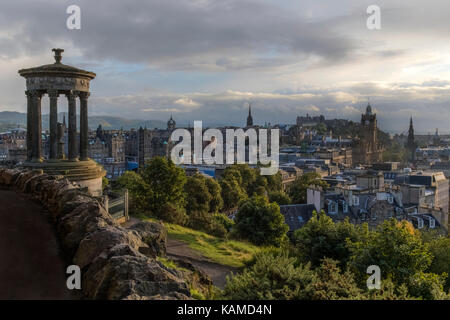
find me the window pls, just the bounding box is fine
[429,218,435,229]
[342,202,348,213]
[387,195,394,204]
[353,196,359,206]
[418,218,424,229]
[328,202,337,214]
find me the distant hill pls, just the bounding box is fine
[0,111,166,131]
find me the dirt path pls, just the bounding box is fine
[125,217,240,288]
[0,190,77,299]
[166,238,239,288]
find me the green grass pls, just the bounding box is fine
[144,217,261,268]
[157,256,190,272]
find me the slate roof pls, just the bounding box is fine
[280,204,316,231]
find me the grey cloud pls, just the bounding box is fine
[88,81,450,133]
[0,0,356,71]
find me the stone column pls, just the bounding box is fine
[79,92,90,161]
[30,90,43,162]
[48,89,59,160]
[66,91,78,161]
[25,90,33,161]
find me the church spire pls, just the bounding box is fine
[406,116,416,162]
[246,103,253,127]
[409,116,414,134]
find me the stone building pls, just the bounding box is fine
[0,128,27,162]
[89,125,126,179]
[353,103,383,165]
[136,117,176,169]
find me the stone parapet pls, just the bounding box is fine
[0,168,191,300]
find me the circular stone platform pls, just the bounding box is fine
[22,159,105,196]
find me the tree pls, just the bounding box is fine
[221,250,364,300]
[427,236,450,291]
[408,271,448,300]
[315,122,327,135]
[205,177,223,213]
[268,190,291,205]
[231,164,257,193]
[287,172,328,204]
[116,171,149,214]
[140,156,187,219]
[221,249,316,300]
[234,196,289,246]
[264,172,283,192]
[184,174,212,214]
[220,174,247,211]
[292,211,366,267]
[348,219,433,287]
[309,258,363,300]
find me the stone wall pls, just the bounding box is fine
[0,168,191,300]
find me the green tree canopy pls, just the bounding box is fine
[348,219,433,287]
[268,190,291,205]
[427,236,450,291]
[221,249,316,300]
[287,172,329,204]
[219,173,247,211]
[184,174,212,214]
[234,196,289,246]
[205,177,223,213]
[292,211,366,267]
[140,156,187,219]
[115,171,149,213]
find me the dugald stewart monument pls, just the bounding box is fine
[18,49,105,196]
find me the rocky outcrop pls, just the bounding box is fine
[129,221,167,257]
[0,168,191,300]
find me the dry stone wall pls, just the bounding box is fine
[0,168,191,300]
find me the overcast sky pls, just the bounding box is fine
[1,0,450,133]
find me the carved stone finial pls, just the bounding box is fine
[52,48,64,64]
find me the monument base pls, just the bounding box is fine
[22,159,106,197]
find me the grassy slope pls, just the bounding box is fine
[144,217,261,268]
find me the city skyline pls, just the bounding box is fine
[0,0,450,133]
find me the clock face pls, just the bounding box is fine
[365,120,370,125]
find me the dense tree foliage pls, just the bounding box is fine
[116,171,149,213]
[292,211,366,267]
[140,156,187,220]
[219,170,247,211]
[348,219,433,286]
[268,190,291,205]
[221,249,317,300]
[222,217,449,300]
[426,236,450,291]
[184,174,212,214]
[219,164,287,210]
[221,250,364,300]
[287,172,329,204]
[205,178,223,213]
[234,196,289,246]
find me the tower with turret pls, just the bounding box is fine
[353,103,383,165]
